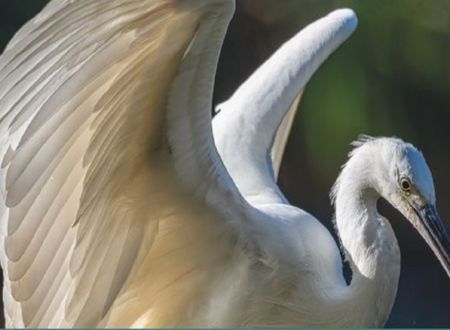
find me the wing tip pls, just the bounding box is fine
[328,8,358,37]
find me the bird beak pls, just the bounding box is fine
[412,203,450,278]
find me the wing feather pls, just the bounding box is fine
[213,9,358,205]
[0,0,241,327]
[271,92,302,178]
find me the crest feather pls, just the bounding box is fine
[350,134,375,148]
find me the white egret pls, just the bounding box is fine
[0,0,448,328]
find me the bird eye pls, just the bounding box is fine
[400,178,411,192]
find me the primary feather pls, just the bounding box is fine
[0,0,249,327]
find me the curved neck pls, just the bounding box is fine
[331,157,401,327]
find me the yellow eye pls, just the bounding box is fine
[400,178,411,192]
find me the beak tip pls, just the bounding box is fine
[415,203,450,279]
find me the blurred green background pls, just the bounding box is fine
[0,0,449,327]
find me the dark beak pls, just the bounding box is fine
[413,204,450,278]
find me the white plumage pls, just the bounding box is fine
[0,1,449,328]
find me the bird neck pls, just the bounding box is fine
[332,157,401,326]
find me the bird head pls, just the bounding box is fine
[358,136,450,278]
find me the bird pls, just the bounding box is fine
[0,0,448,328]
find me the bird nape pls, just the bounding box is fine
[0,0,448,328]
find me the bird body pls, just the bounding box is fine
[0,0,448,328]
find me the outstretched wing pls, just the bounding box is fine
[271,92,302,178]
[213,9,358,205]
[0,0,257,327]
